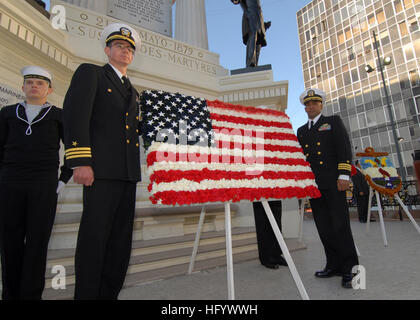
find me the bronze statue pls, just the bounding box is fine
[231,0,271,67]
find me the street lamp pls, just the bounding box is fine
[364,30,407,182]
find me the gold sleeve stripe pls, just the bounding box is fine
[65,147,91,154]
[66,154,93,160]
[338,164,352,171]
[66,152,91,157]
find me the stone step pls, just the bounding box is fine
[42,237,305,300]
[45,228,258,272]
[48,206,236,250]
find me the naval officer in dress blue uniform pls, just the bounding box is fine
[63,23,142,300]
[0,66,72,300]
[297,88,359,289]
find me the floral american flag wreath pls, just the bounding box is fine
[140,90,321,206]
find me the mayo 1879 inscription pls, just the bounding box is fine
[107,0,172,37]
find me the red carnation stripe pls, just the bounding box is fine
[210,113,293,130]
[150,186,321,205]
[147,151,310,167]
[214,140,303,153]
[212,126,298,142]
[150,169,315,184]
[207,100,288,118]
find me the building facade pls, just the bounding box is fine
[297,0,420,179]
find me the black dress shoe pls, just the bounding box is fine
[314,268,341,278]
[341,274,354,289]
[262,263,279,269]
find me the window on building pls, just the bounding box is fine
[338,31,345,44]
[403,0,413,9]
[399,21,408,37]
[341,7,349,21]
[394,0,403,13]
[414,39,420,58]
[349,115,359,131]
[375,107,386,124]
[319,41,325,54]
[380,30,390,46]
[355,90,363,105]
[314,4,320,18]
[351,68,360,82]
[355,43,363,57]
[321,61,327,73]
[376,10,385,24]
[321,20,327,32]
[379,132,391,148]
[343,71,352,86]
[320,2,325,13]
[404,44,415,61]
[324,39,330,51]
[408,17,419,32]
[334,10,341,25]
[345,27,352,40]
[329,77,337,91]
[366,109,377,126]
[410,69,420,87]
[307,48,312,60]
[348,47,355,61]
[352,17,361,36]
[361,136,371,150]
[394,100,407,120]
[303,12,308,24]
[310,66,315,79]
[358,113,367,128]
[308,7,314,21]
[317,23,322,35]
[368,14,376,27]
[327,58,333,70]
[316,64,321,77]
[311,26,316,39]
[360,18,368,33]
[364,39,372,52]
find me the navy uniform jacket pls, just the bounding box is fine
[0,103,72,183]
[297,115,352,189]
[62,63,141,182]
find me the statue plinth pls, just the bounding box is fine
[230,64,272,75]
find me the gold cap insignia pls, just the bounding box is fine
[308,90,315,97]
[120,27,131,37]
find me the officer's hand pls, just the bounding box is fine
[337,179,350,191]
[74,166,94,186]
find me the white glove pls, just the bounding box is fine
[56,181,66,194]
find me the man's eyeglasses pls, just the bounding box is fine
[112,43,135,53]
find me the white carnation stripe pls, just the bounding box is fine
[148,142,307,160]
[209,107,290,123]
[212,119,295,135]
[215,132,302,148]
[151,178,318,194]
[148,161,313,174]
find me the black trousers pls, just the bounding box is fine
[355,195,369,222]
[0,182,58,300]
[310,188,359,275]
[252,201,283,265]
[74,179,136,300]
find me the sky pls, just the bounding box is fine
[44,0,312,131]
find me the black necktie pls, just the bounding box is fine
[122,76,131,92]
[309,120,314,130]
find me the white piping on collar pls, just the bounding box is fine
[16,102,53,136]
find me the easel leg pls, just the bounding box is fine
[261,201,310,300]
[394,195,420,235]
[375,191,388,247]
[188,206,206,275]
[225,203,235,300]
[367,187,374,233]
[298,198,305,242]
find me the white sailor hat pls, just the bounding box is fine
[21,66,52,84]
[299,88,326,106]
[100,23,141,50]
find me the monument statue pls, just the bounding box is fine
[231,0,271,68]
